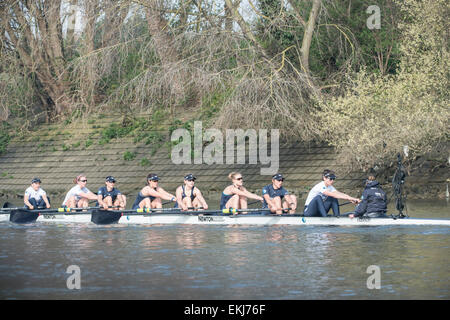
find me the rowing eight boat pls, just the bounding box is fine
[0,208,449,226]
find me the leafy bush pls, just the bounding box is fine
[123,151,137,161]
[318,0,449,170]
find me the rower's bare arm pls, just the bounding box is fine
[79,191,99,201]
[229,186,246,197]
[156,187,176,201]
[145,187,161,198]
[246,190,263,201]
[175,187,187,210]
[324,190,359,203]
[97,194,104,207]
[229,187,261,201]
[24,195,33,209]
[196,190,208,209]
[285,194,297,206]
[263,194,274,207]
[118,194,126,207]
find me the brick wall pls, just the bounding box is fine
[0,115,366,206]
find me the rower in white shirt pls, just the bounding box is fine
[62,174,98,208]
[303,169,360,217]
[24,178,51,210]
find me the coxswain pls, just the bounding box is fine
[175,174,208,211]
[131,173,176,210]
[262,173,297,215]
[303,169,360,217]
[24,178,51,210]
[349,176,387,218]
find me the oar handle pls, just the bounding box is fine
[61,206,120,212]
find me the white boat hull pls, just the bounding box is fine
[118,214,450,226]
[1,212,449,226]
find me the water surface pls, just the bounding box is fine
[0,200,448,299]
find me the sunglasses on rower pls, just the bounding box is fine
[79,179,87,182]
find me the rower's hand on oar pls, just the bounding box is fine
[28,205,34,210]
[349,213,355,219]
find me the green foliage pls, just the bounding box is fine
[85,139,93,148]
[99,123,134,145]
[140,158,150,166]
[0,0,446,176]
[318,0,449,170]
[255,0,402,78]
[72,141,81,149]
[123,151,137,161]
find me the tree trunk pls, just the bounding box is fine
[145,1,188,107]
[300,0,321,74]
[224,1,233,32]
[224,0,269,59]
[66,0,78,50]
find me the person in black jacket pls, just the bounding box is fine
[349,176,387,218]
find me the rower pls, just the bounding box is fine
[62,174,98,208]
[131,173,177,210]
[174,174,208,211]
[349,176,387,218]
[220,172,263,214]
[24,178,51,210]
[262,173,297,215]
[303,169,360,217]
[97,176,126,210]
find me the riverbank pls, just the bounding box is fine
[1,113,448,200]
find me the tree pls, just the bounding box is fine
[319,0,449,170]
[1,0,70,120]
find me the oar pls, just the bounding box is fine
[0,207,59,213]
[0,206,120,214]
[121,208,271,216]
[59,206,121,212]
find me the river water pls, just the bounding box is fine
[0,199,448,300]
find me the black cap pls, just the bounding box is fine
[105,176,116,182]
[324,172,337,180]
[147,174,160,181]
[272,173,284,181]
[31,178,41,184]
[184,174,196,181]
